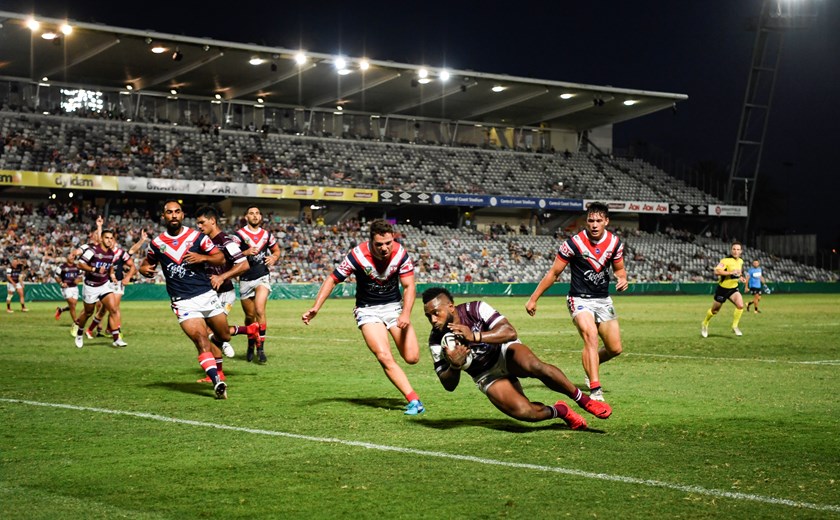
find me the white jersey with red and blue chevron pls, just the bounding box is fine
[331,241,414,307]
[557,230,624,298]
[233,226,277,281]
[146,227,218,300]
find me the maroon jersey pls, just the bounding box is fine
[57,262,81,285]
[79,244,119,287]
[557,230,624,298]
[6,262,25,283]
[207,231,246,293]
[428,300,507,377]
[233,226,277,281]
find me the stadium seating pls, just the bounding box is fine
[1,110,721,204]
[2,109,835,285]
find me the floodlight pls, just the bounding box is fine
[295,52,307,65]
[491,85,506,93]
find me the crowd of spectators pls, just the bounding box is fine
[2,200,837,292]
[1,108,721,205]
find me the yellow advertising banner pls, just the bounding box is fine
[0,170,33,186]
[0,170,119,190]
[255,184,377,202]
[0,171,376,202]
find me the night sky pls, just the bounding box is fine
[4,0,838,249]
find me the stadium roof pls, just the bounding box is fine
[0,11,688,131]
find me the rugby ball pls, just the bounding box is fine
[441,332,458,352]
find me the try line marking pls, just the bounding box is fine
[2,398,837,514]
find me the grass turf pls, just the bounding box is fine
[1,294,838,518]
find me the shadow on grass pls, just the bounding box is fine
[308,396,407,411]
[415,417,605,434]
[147,381,216,397]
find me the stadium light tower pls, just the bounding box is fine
[725,0,819,236]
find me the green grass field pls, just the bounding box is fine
[2,294,838,519]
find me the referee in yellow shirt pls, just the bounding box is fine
[701,242,746,337]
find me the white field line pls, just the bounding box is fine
[543,350,840,366]
[2,398,837,514]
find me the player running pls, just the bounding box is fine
[302,218,425,416]
[701,242,746,337]
[84,239,137,343]
[526,202,628,401]
[5,258,29,313]
[54,251,83,332]
[194,205,261,382]
[746,259,766,314]
[139,199,231,399]
[74,229,125,348]
[232,206,280,363]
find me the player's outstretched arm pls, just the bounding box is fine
[127,230,148,256]
[526,256,567,316]
[302,276,338,324]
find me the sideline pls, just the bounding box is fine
[2,398,838,514]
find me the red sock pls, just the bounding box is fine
[406,391,419,403]
[198,352,220,384]
[111,328,121,340]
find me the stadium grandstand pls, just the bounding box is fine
[0,10,836,292]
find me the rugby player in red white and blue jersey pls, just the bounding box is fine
[302,219,425,416]
[139,200,230,399]
[526,202,628,402]
[232,206,280,364]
